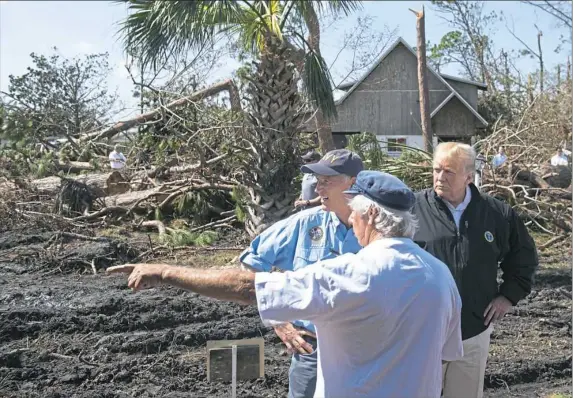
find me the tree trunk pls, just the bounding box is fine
[537,30,544,93]
[502,50,512,123]
[78,79,241,142]
[241,36,306,237]
[527,74,534,104]
[411,7,434,153]
[55,160,96,174]
[313,110,335,154]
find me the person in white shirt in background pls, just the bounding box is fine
[550,147,569,166]
[491,146,507,169]
[109,145,127,169]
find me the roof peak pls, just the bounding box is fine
[336,37,487,91]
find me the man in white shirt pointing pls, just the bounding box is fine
[107,170,463,398]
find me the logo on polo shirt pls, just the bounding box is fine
[484,231,494,243]
[309,226,324,242]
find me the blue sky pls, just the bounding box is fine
[1,1,570,120]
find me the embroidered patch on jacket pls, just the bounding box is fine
[484,231,494,243]
[308,226,324,242]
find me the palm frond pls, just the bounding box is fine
[293,0,363,18]
[118,0,242,70]
[314,0,363,15]
[235,0,285,54]
[303,50,337,119]
[234,5,270,54]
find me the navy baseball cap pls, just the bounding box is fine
[343,170,415,211]
[300,149,364,177]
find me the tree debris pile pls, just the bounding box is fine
[476,90,572,244]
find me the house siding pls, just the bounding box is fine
[444,79,478,110]
[333,43,452,136]
[432,96,478,137]
[376,135,439,157]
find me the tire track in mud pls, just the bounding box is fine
[1,284,270,344]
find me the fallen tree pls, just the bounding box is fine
[79,79,241,143]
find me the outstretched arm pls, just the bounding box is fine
[107,263,257,305]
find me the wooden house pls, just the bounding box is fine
[311,37,489,155]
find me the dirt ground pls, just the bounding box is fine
[0,226,571,398]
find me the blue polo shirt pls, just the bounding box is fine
[239,206,361,333]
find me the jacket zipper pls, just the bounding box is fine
[442,204,465,283]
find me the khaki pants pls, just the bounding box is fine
[442,325,493,398]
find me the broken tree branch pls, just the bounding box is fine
[79,79,241,143]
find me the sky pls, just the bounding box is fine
[1,1,571,120]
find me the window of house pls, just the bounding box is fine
[387,138,407,154]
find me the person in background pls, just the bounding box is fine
[106,170,463,398]
[109,144,127,170]
[294,150,322,210]
[474,153,486,188]
[491,146,507,169]
[241,149,364,398]
[550,147,569,166]
[413,142,538,398]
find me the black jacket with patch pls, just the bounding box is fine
[413,184,538,340]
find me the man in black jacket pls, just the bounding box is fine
[413,142,538,398]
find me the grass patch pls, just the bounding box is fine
[159,229,219,248]
[99,227,126,239]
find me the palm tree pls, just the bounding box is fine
[117,0,362,235]
[117,0,362,154]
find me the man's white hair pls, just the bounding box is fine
[434,142,476,174]
[349,195,418,239]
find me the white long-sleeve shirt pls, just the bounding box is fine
[109,150,127,169]
[255,237,463,398]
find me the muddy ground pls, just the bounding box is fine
[0,226,571,398]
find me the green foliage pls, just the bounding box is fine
[346,132,433,191]
[1,49,117,145]
[231,186,248,223]
[159,229,219,247]
[173,191,209,220]
[154,207,163,221]
[346,132,388,170]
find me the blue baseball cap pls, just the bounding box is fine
[343,170,416,211]
[300,149,364,177]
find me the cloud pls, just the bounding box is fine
[75,41,95,54]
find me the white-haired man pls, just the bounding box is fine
[413,142,538,398]
[107,170,463,398]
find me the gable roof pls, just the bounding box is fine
[439,73,488,90]
[337,73,487,91]
[335,37,488,127]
